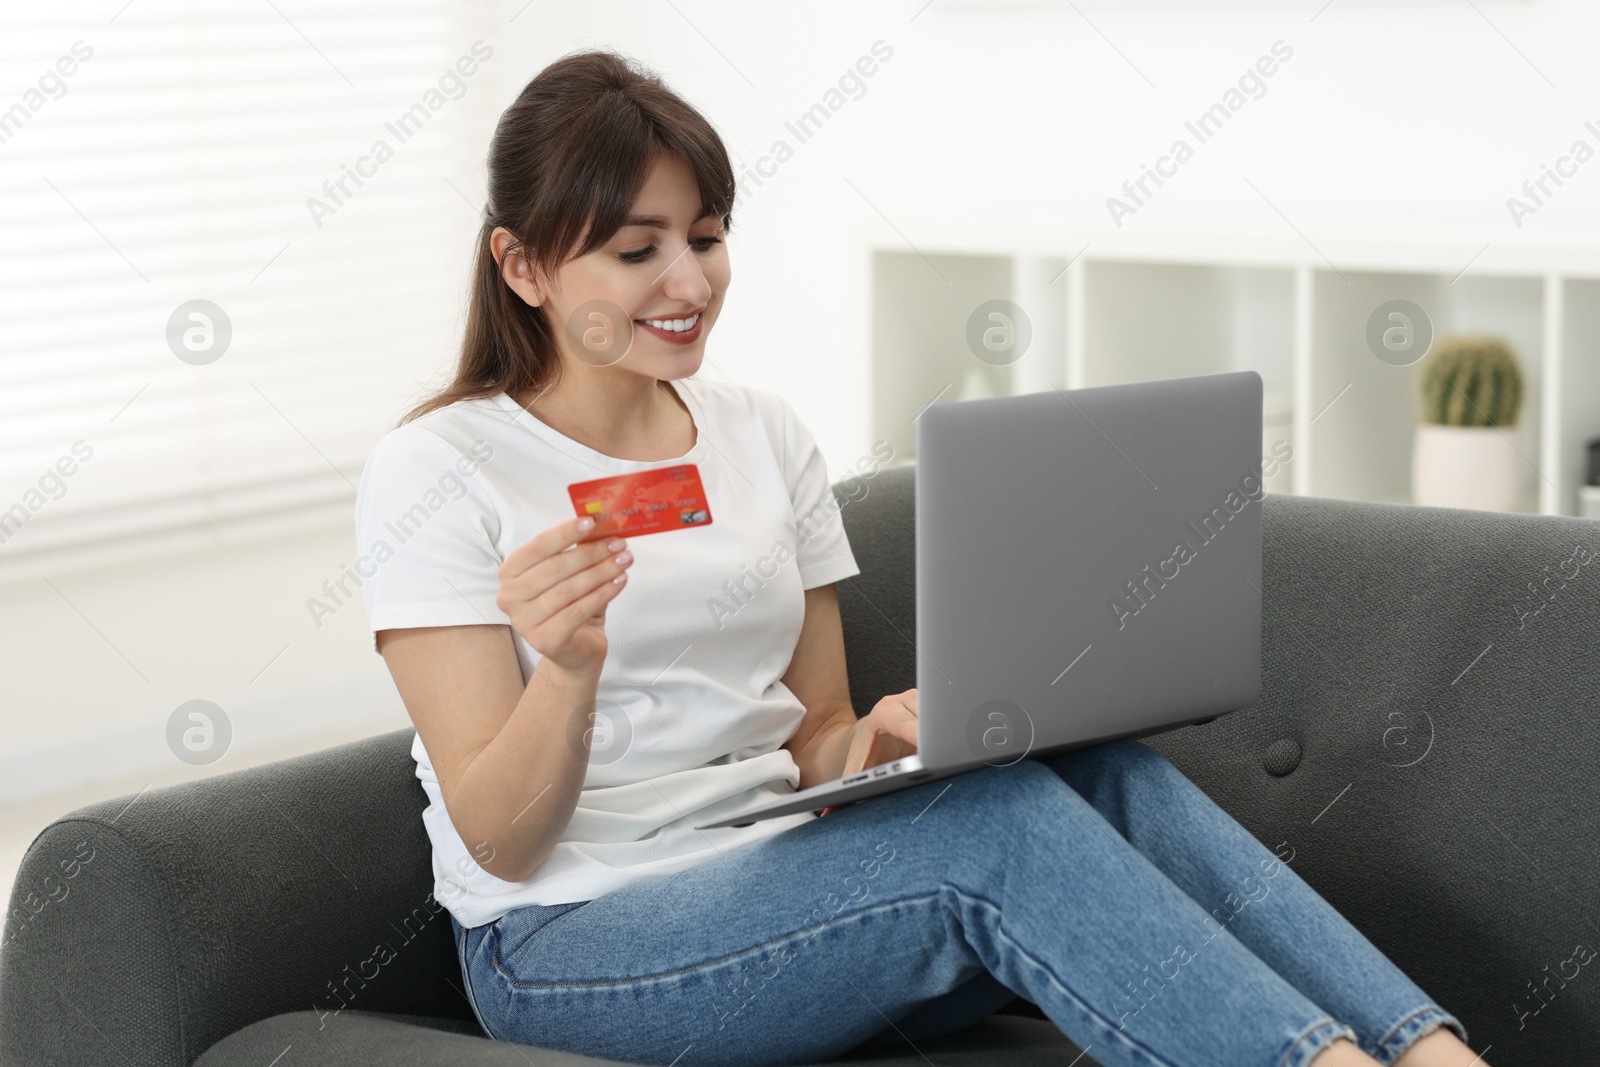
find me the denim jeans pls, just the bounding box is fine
[449,738,1467,1067]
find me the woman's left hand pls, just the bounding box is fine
[841,688,918,778]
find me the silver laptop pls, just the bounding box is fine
[694,369,1263,830]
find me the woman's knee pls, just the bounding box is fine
[952,758,1093,828]
[1106,737,1181,779]
[1054,737,1178,782]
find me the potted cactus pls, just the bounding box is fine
[1411,333,1526,511]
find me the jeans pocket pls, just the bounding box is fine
[491,900,591,976]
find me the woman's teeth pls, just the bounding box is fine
[640,312,700,332]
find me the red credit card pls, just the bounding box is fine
[567,463,713,542]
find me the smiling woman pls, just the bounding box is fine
[354,47,1479,1067]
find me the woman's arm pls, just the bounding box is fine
[780,584,861,790]
[379,623,600,884]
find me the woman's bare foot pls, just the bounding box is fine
[1392,1026,1490,1067]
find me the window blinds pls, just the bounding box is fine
[0,1,492,584]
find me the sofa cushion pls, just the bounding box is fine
[193,1009,1097,1067]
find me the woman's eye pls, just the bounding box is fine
[617,236,723,264]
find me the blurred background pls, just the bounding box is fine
[3,0,1599,893]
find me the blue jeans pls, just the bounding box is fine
[450,739,1466,1067]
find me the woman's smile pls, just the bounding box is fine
[635,307,705,345]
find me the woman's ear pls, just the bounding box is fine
[490,226,548,308]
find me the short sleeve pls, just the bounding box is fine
[778,396,861,590]
[353,426,511,652]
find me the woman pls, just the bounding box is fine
[353,48,1482,1067]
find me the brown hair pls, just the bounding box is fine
[397,49,736,427]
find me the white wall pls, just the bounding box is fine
[5,0,1598,807]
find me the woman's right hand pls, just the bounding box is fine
[496,516,634,675]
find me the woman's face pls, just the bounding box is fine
[497,150,730,381]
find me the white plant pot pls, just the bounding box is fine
[1411,423,1523,512]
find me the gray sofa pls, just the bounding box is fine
[4,463,1597,1066]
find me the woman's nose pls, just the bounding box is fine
[656,245,713,301]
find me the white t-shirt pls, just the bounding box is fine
[353,376,861,928]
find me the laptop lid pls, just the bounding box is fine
[914,370,1264,770]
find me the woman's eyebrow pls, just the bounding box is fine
[620,210,719,229]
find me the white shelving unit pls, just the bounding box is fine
[868,223,1600,518]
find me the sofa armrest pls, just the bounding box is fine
[0,728,472,1066]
